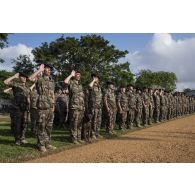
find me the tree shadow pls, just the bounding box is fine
[0,138,15,145]
[0,129,13,137]
[51,135,71,143]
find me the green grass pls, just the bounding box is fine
[0,115,122,163]
[0,116,75,162]
[0,114,130,162]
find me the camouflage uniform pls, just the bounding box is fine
[160,94,166,121]
[36,75,55,148]
[104,89,117,133]
[127,91,137,129]
[88,84,102,137]
[82,89,92,141]
[116,91,128,130]
[178,95,182,116]
[8,81,30,144]
[153,92,160,122]
[55,91,69,127]
[164,94,169,120]
[135,92,143,127]
[142,92,150,126]
[167,94,173,120]
[149,93,154,124]
[30,88,38,135]
[68,79,85,142]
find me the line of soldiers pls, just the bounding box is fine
[4,65,195,152]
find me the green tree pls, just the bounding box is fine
[12,55,35,75]
[0,33,9,63]
[135,69,177,91]
[32,34,134,86]
[0,70,14,98]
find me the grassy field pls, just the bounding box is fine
[0,115,77,162]
[0,115,120,163]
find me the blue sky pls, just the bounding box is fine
[8,33,195,52]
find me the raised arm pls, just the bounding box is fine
[28,64,45,82]
[64,70,76,84]
[4,73,19,85]
[89,77,97,88]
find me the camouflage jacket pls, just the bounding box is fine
[142,92,150,107]
[8,81,30,111]
[127,91,136,109]
[103,89,116,110]
[116,91,129,111]
[160,95,165,106]
[30,89,38,109]
[153,94,160,108]
[36,75,55,110]
[136,94,143,109]
[68,79,85,111]
[149,94,154,108]
[88,85,102,109]
[164,95,169,107]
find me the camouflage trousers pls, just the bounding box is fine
[118,110,127,130]
[37,108,54,147]
[105,108,116,133]
[11,108,28,143]
[160,106,166,121]
[149,106,154,124]
[168,107,173,119]
[91,108,102,136]
[154,106,160,122]
[164,106,168,120]
[135,107,142,126]
[10,109,15,134]
[30,108,38,135]
[143,106,149,125]
[127,108,136,128]
[69,109,84,142]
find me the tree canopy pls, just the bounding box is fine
[12,55,35,75]
[0,33,8,63]
[135,70,177,91]
[32,34,134,86]
[0,70,14,98]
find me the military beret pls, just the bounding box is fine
[36,64,53,70]
[44,64,53,70]
[19,72,28,78]
[107,81,115,85]
[91,73,100,79]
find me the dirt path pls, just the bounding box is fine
[29,115,195,163]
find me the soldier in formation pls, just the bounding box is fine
[4,66,195,151]
[4,72,30,145]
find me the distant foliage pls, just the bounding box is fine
[135,70,177,91]
[0,33,8,63]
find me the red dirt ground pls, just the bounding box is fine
[29,115,195,163]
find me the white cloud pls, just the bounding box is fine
[0,44,34,71]
[125,33,195,91]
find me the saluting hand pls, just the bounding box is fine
[39,64,45,72]
[70,70,76,77]
[14,73,20,79]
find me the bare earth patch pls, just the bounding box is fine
[29,115,195,163]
